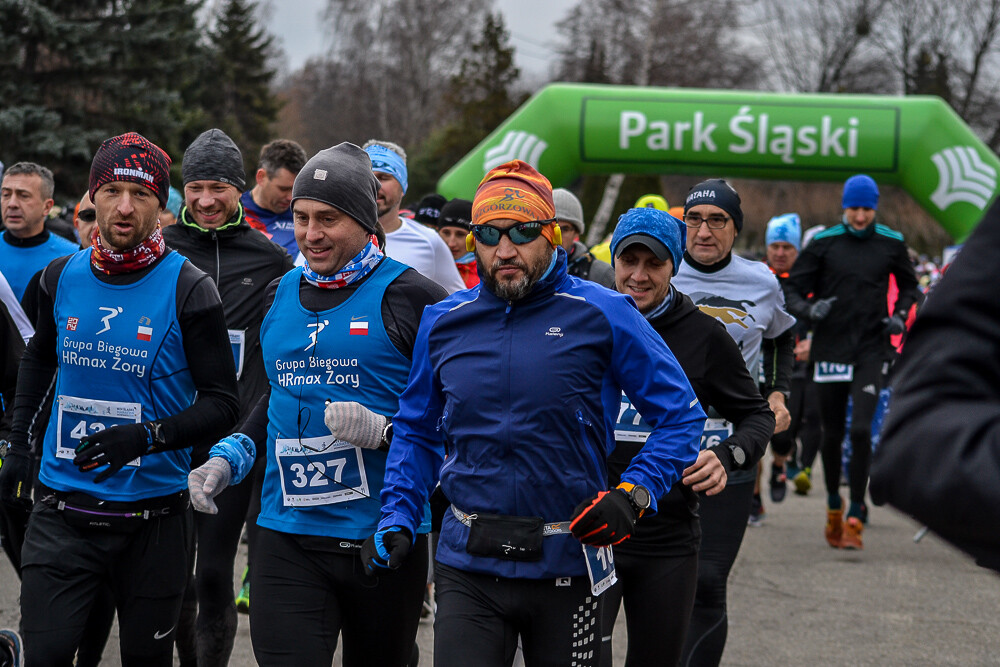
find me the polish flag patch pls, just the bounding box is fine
[349,321,368,336]
[137,325,153,341]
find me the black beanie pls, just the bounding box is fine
[182,129,246,190]
[291,143,380,233]
[684,179,743,232]
[414,193,447,226]
[436,198,473,230]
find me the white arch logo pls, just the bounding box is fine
[930,145,997,211]
[483,131,548,172]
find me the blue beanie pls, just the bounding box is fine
[610,208,684,276]
[842,174,879,210]
[765,213,801,250]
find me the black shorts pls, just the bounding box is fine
[20,503,192,666]
[434,562,604,667]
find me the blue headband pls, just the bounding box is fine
[765,213,801,250]
[365,145,408,194]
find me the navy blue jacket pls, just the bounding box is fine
[379,248,705,579]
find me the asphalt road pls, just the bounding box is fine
[2,456,998,665]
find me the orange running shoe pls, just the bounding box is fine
[840,517,864,550]
[825,506,844,548]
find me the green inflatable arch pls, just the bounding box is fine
[437,83,999,242]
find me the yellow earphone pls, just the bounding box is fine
[466,223,561,252]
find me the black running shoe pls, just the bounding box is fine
[770,464,787,503]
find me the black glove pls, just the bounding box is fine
[883,313,907,336]
[72,422,162,483]
[808,296,837,322]
[0,444,34,511]
[360,526,413,576]
[569,489,637,547]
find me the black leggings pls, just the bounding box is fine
[21,505,192,667]
[176,456,264,667]
[434,561,603,667]
[815,359,883,505]
[601,550,698,667]
[771,375,822,467]
[680,481,753,667]
[249,527,427,667]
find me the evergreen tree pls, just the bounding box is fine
[196,0,280,180]
[0,0,206,199]
[408,12,525,198]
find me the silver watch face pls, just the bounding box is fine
[730,446,746,466]
[632,486,651,510]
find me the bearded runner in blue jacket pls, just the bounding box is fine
[363,160,706,667]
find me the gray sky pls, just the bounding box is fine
[264,0,573,81]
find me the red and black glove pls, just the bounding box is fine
[569,488,637,547]
[73,422,162,483]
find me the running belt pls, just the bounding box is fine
[451,505,572,536]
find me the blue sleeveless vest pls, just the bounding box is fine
[257,259,430,539]
[40,249,197,500]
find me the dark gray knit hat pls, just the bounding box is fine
[291,143,380,233]
[182,129,246,190]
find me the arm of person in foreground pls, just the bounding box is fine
[871,198,1000,571]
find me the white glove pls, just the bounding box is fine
[188,457,232,514]
[324,401,387,450]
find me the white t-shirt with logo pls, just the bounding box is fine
[385,218,466,294]
[673,254,796,374]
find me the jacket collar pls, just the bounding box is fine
[179,203,247,236]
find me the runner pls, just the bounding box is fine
[433,198,479,288]
[671,178,795,666]
[367,160,706,666]
[0,132,240,666]
[241,139,308,260]
[362,140,466,293]
[784,175,920,550]
[218,142,447,665]
[552,188,615,288]
[163,128,294,667]
[602,207,774,667]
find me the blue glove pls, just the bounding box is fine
[360,526,412,576]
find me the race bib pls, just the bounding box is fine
[56,396,142,467]
[701,418,734,450]
[583,544,617,596]
[229,329,246,381]
[814,361,854,383]
[614,392,652,443]
[275,435,369,506]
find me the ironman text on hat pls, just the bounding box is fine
[930,146,997,211]
[484,131,548,171]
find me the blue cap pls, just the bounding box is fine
[842,174,879,210]
[610,207,684,276]
[765,213,801,250]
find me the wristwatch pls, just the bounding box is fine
[379,420,394,451]
[617,482,652,518]
[727,444,746,468]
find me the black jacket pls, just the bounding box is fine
[566,241,615,289]
[164,207,294,422]
[609,288,775,556]
[871,198,1000,572]
[783,222,920,364]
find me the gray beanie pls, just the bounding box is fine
[291,143,380,233]
[182,129,246,190]
[552,188,585,235]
